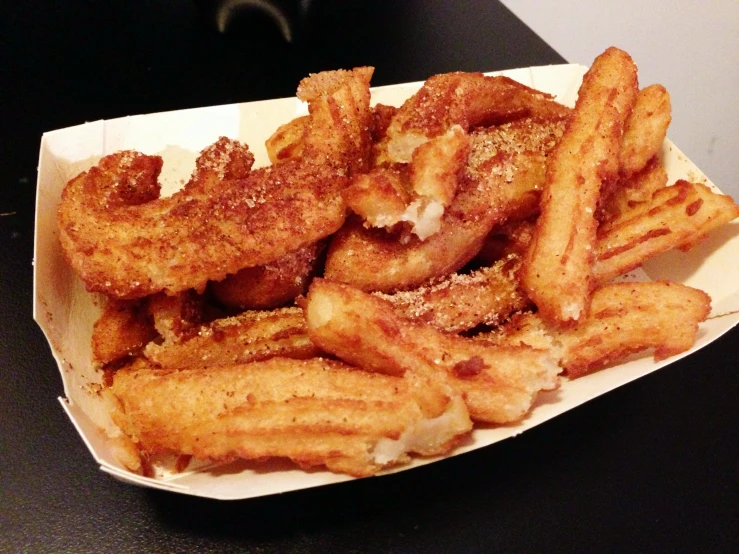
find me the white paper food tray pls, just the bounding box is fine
[33,63,739,500]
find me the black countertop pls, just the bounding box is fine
[2,1,737,551]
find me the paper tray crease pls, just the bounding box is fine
[33,63,739,500]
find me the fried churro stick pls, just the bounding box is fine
[483,281,710,378]
[144,307,319,368]
[148,290,204,343]
[521,47,638,325]
[306,279,559,423]
[265,115,309,164]
[376,72,571,164]
[111,357,472,477]
[326,173,504,293]
[298,66,374,175]
[343,167,412,229]
[599,158,668,223]
[326,117,564,293]
[210,241,325,310]
[482,181,737,286]
[267,102,395,168]
[59,68,373,299]
[619,84,671,177]
[376,254,528,332]
[92,299,156,366]
[345,126,470,241]
[560,281,710,376]
[594,181,739,284]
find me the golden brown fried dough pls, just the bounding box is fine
[265,115,309,164]
[144,307,320,368]
[469,117,566,222]
[59,152,347,299]
[306,279,559,423]
[599,157,668,223]
[343,167,412,229]
[298,66,374,175]
[346,126,471,240]
[521,47,639,325]
[326,117,564,293]
[619,84,671,177]
[148,290,204,344]
[92,299,157,366]
[376,254,528,332]
[210,242,325,310]
[559,281,710,377]
[484,281,710,378]
[375,72,571,164]
[59,68,374,299]
[111,357,472,477]
[594,181,739,284]
[57,53,739,482]
[409,125,470,207]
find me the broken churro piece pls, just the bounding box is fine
[110,357,472,477]
[376,72,571,164]
[210,241,325,310]
[92,299,156,366]
[326,117,564,292]
[594,181,739,284]
[305,279,559,423]
[376,254,528,332]
[619,84,671,178]
[484,281,711,378]
[144,307,319,368]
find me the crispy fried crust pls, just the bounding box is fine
[483,180,738,286]
[59,68,375,299]
[485,281,711,378]
[148,290,204,343]
[409,125,470,206]
[346,126,471,241]
[599,157,668,223]
[325,118,564,293]
[144,307,320,368]
[521,47,639,325]
[59,153,347,299]
[298,66,374,175]
[559,281,710,376]
[375,72,571,164]
[265,67,375,170]
[476,219,537,266]
[210,241,325,310]
[343,166,412,228]
[326,177,503,292]
[92,299,157,366]
[469,117,566,221]
[619,84,671,177]
[265,115,309,164]
[375,254,528,332]
[305,279,559,423]
[594,181,739,284]
[110,357,472,477]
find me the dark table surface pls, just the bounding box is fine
[2,1,737,552]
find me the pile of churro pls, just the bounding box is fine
[57,48,739,477]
